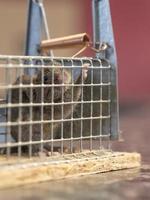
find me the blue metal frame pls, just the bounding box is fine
[25,0,43,75]
[92,0,119,140]
[25,0,42,57]
[92,0,117,68]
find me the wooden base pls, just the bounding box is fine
[0,150,141,189]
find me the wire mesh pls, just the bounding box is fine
[0,55,112,158]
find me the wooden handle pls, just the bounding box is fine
[40,33,90,52]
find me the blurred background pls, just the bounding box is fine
[0,0,149,162]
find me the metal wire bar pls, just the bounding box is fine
[89,60,93,150]
[70,60,74,153]
[0,134,111,149]
[80,60,83,152]
[50,62,54,155]
[18,60,23,157]
[0,100,111,108]
[40,59,44,155]
[60,60,64,154]
[99,59,103,148]
[0,116,111,128]
[0,55,112,64]
[5,59,11,157]
[0,83,111,90]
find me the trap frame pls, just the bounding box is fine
[0,0,140,188]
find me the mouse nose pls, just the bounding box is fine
[54,73,62,84]
[44,75,48,83]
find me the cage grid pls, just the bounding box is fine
[0,55,114,159]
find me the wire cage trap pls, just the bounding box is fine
[0,0,140,189]
[0,55,113,157]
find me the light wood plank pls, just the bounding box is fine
[0,150,141,189]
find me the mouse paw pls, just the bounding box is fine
[82,63,89,80]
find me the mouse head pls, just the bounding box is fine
[34,66,71,103]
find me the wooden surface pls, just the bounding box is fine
[0,150,141,189]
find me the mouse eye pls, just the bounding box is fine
[44,75,48,83]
